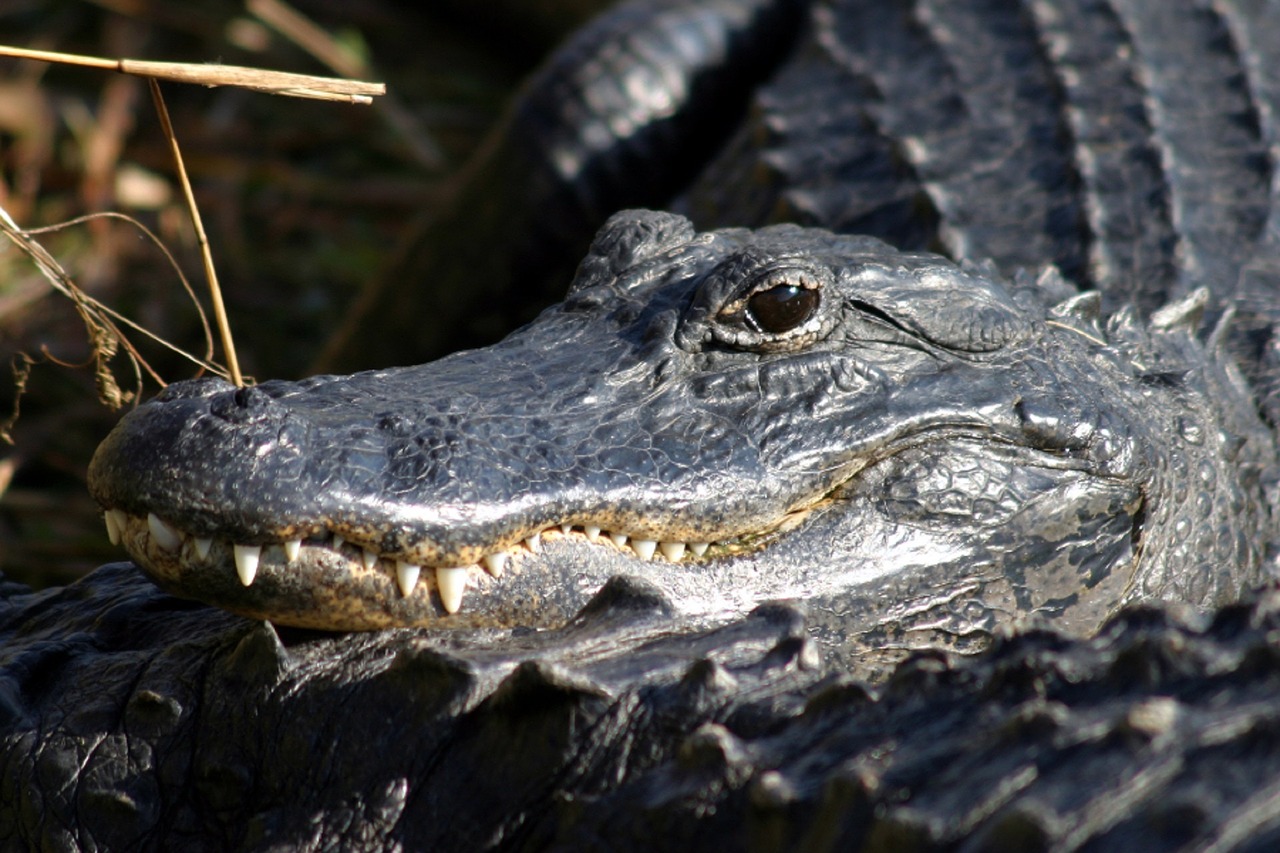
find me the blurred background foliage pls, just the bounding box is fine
[0,0,602,585]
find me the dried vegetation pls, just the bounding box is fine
[0,0,532,585]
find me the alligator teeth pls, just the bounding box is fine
[362,548,378,570]
[283,539,302,563]
[147,513,182,552]
[233,544,261,586]
[483,552,506,578]
[525,533,542,552]
[436,566,468,614]
[193,537,213,560]
[610,532,629,549]
[659,541,686,562]
[689,542,710,557]
[584,525,601,541]
[332,534,345,550]
[631,539,657,560]
[560,523,573,535]
[104,510,125,545]
[396,560,421,596]
[112,509,130,543]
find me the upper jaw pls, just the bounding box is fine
[85,356,836,626]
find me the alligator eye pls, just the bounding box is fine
[746,284,819,334]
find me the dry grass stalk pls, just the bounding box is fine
[0,44,385,103]
[246,0,442,167]
[0,39,386,391]
[0,205,225,442]
[147,78,242,387]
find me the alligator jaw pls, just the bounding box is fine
[102,496,824,629]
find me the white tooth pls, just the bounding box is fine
[193,537,213,560]
[482,553,506,578]
[659,541,686,562]
[109,509,129,543]
[104,511,122,545]
[436,566,469,614]
[631,539,657,560]
[283,539,302,563]
[396,560,421,596]
[332,534,345,550]
[362,548,379,570]
[561,523,574,535]
[584,525,601,541]
[609,532,629,549]
[233,544,261,586]
[525,533,542,552]
[689,542,710,557]
[147,513,181,551]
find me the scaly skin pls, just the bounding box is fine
[88,212,1275,673]
[7,565,1280,851]
[8,0,1280,849]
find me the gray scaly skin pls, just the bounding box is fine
[6,0,1280,849]
[89,210,1274,674]
[8,564,1280,850]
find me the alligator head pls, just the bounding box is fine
[88,211,1273,661]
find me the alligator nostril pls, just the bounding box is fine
[209,386,279,424]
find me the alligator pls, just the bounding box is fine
[87,208,1275,676]
[8,564,1280,851]
[5,0,1280,849]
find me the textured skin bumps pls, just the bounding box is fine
[88,214,1275,671]
[7,0,1280,849]
[7,566,1280,850]
[85,0,1280,650]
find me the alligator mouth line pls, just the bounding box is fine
[99,428,1050,620]
[102,508,819,616]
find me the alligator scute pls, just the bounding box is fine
[5,0,1280,849]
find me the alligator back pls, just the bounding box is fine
[724,0,1280,422]
[685,0,1280,322]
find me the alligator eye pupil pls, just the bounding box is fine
[746,284,818,333]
